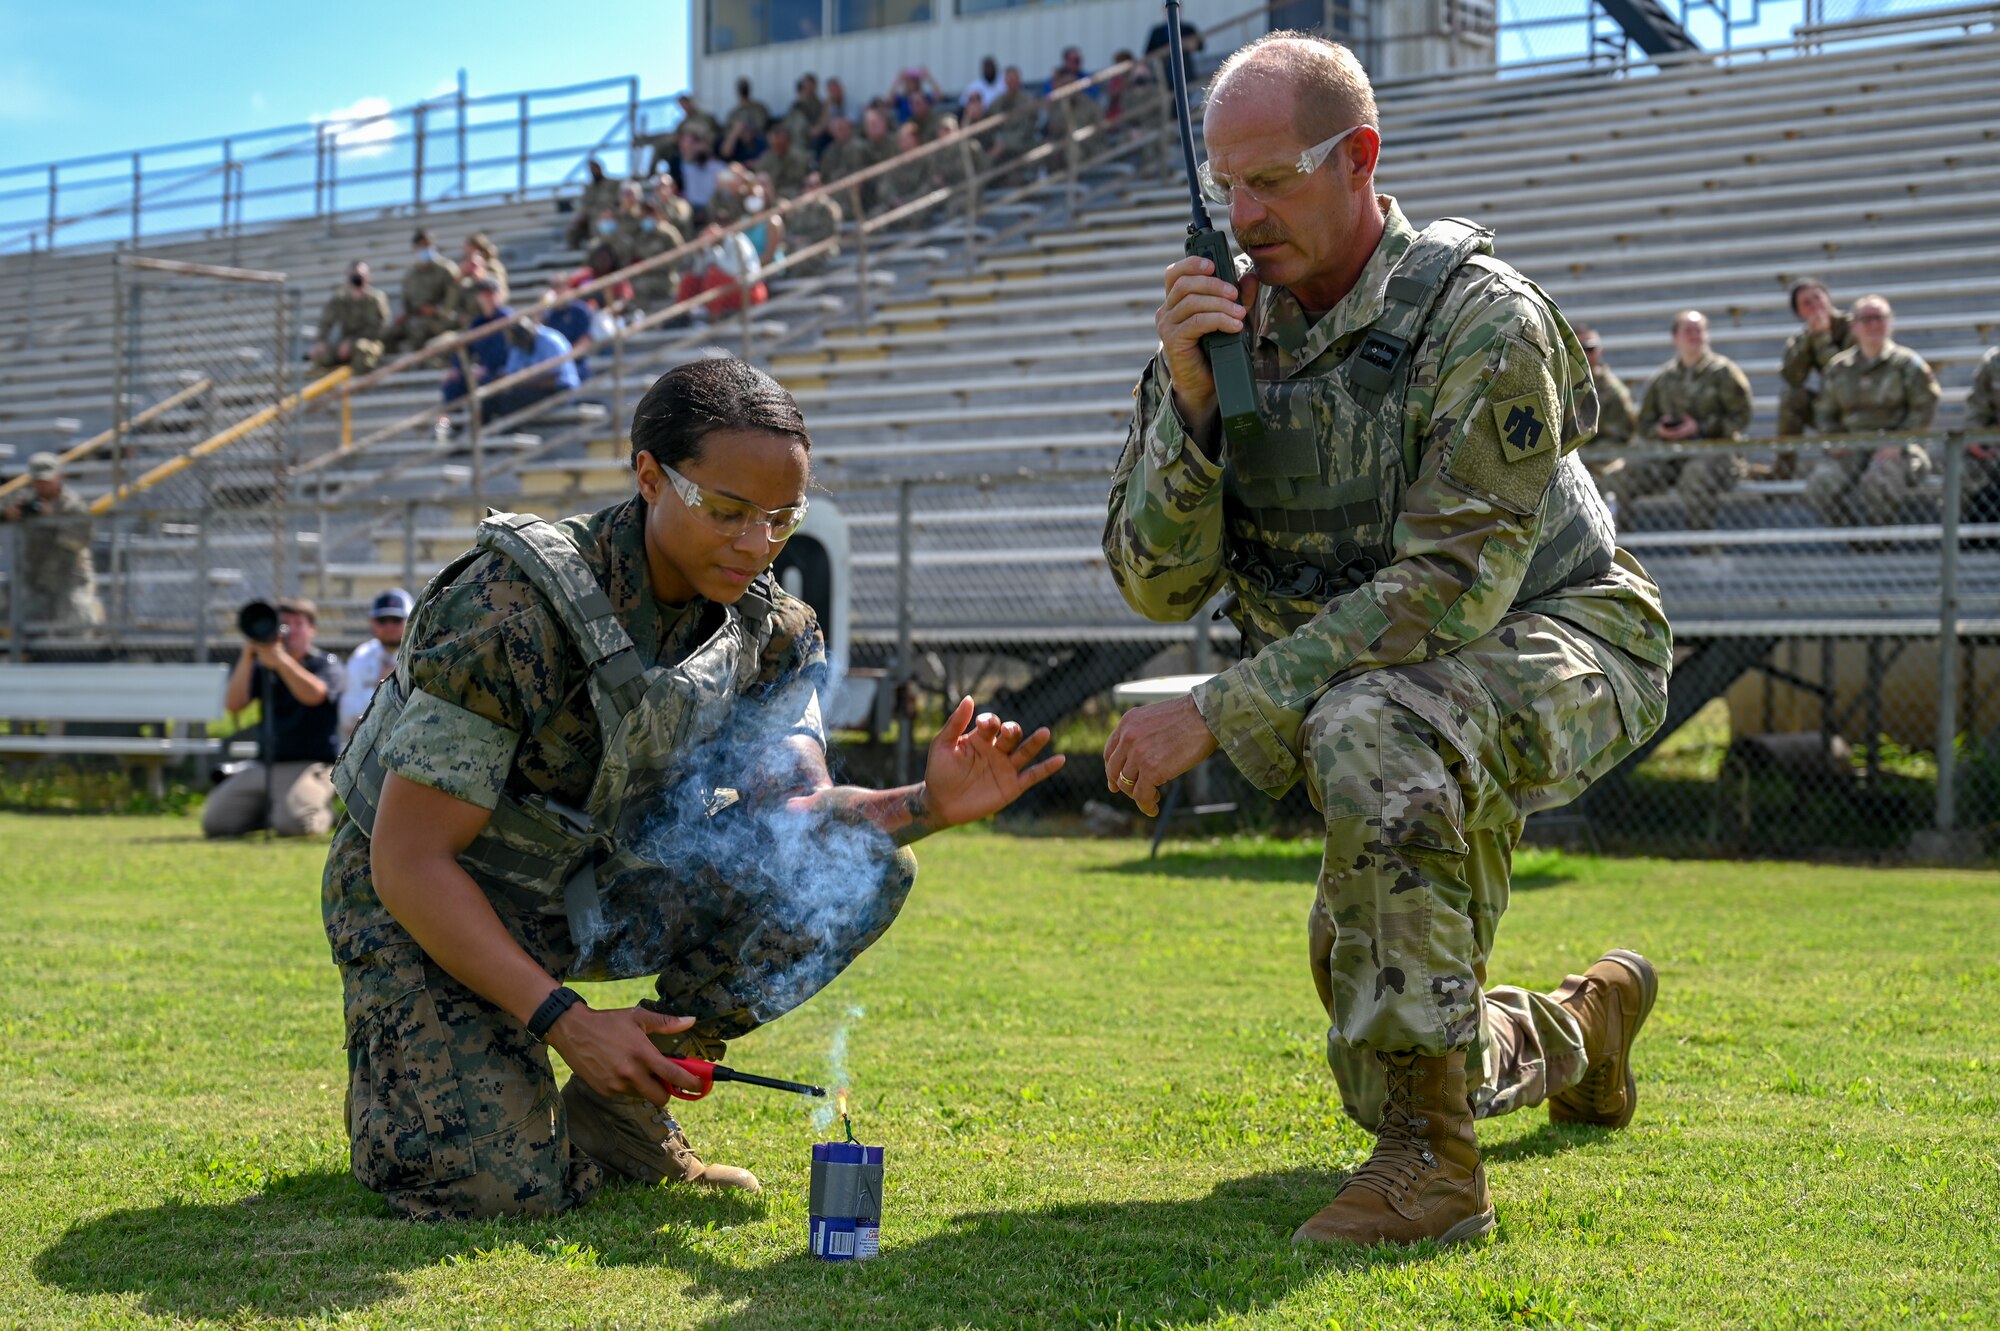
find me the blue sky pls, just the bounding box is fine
[0,0,694,169]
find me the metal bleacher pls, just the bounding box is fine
[4,14,1999,750]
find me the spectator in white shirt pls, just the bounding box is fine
[962,56,1006,115]
[339,587,411,739]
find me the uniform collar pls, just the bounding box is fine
[1852,338,1898,369]
[1253,195,1415,375]
[1673,349,1722,376]
[579,494,703,666]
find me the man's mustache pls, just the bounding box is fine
[1236,228,1287,248]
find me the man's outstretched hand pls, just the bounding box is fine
[922,696,1066,829]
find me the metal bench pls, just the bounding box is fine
[0,662,251,795]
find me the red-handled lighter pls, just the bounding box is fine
[665,1056,828,1100]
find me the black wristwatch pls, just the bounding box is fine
[527,985,586,1042]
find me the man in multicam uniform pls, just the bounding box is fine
[1100,34,1671,1250]
[1805,294,1941,527]
[1779,278,1853,440]
[1635,310,1754,530]
[309,261,392,375]
[1573,325,1641,508]
[325,358,1060,1221]
[1967,346,2000,517]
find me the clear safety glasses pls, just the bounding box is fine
[1198,124,1370,208]
[662,463,809,542]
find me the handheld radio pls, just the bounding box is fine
[1164,0,1262,446]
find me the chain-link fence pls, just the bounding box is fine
[92,256,297,659]
[815,433,2000,858]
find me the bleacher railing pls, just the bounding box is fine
[0,76,665,257]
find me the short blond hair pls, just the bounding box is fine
[1672,309,1708,334]
[1208,32,1378,143]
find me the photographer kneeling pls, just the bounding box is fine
[203,596,344,839]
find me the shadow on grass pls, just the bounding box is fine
[1090,848,1575,893]
[35,1166,1443,1326]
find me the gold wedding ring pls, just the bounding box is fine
[1118,775,1136,788]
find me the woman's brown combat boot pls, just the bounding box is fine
[1292,1048,1493,1248]
[561,1077,762,1192]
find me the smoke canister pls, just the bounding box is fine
[808,1141,883,1261]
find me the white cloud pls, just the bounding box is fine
[0,63,71,123]
[315,96,396,158]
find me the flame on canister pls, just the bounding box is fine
[837,1088,849,1118]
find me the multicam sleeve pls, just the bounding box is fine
[1779,330,1812,389]
[1969,350,2000,431]
[377,569,567,809]
[1704,361,1754,440]
[1102,354,1229,623]
[1904,353,1941,430]
[1190,283,1575,795]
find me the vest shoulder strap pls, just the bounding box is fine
[476,510,648,721]
[1345,217,1496,419]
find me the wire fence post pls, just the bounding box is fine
[5,525,21,661]
[1935,432,1964,835]
[893,478,916,787]
[413,104,428,211]
[517,95,531,196]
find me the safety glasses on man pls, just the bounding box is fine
[1198,124,1369,208]
[661,461,809,541]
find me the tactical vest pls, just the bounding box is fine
[1221,218,1614,641]
[334,510,777,980]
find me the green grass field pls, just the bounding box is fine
[1,814,1996,1330]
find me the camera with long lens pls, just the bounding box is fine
[237,599,286,645]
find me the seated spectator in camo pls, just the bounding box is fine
[567,158,623,248]
[818,116,868,188]
[988,67,1043,167]
[587,206,632,268]
[440,278,514,404]
[1104,49,1158,125]
[628,202,686,309]
[782,73,823,143]
[389,230,461,353]
[1805,295,1941,527]
[463,233,508,302]
[783,173,843,274]
[204,597,341,840]
[481,315,580,423]
[451,249,507,328]
[879,122,935,210]
[654,172,695,236]
[1574,326,1643,500]
[1045,68,1105,146]
[310,261,391,375]
[812,78,848,152]
[756,123,814,199]
[543,274,602,383]
[718,78,772,163]
[582,241,635,310]
[645,95,719,178]
[1634,310,1753,530]
[1779,278,1854,439]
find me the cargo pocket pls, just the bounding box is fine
[342,946,478,1193]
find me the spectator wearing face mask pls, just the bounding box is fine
[567,159,623,248]
[388,229,461,354]
[481,315,580,423]
[310,262,391,375]
[628,202,686,307]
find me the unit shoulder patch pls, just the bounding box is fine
[1491,391,1558,463]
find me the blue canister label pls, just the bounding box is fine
[809,1142,884,1262]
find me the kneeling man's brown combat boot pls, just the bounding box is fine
[1548,948,1658,1129]
[562,1078,762,1192]
[1292,1048,1493,1248]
